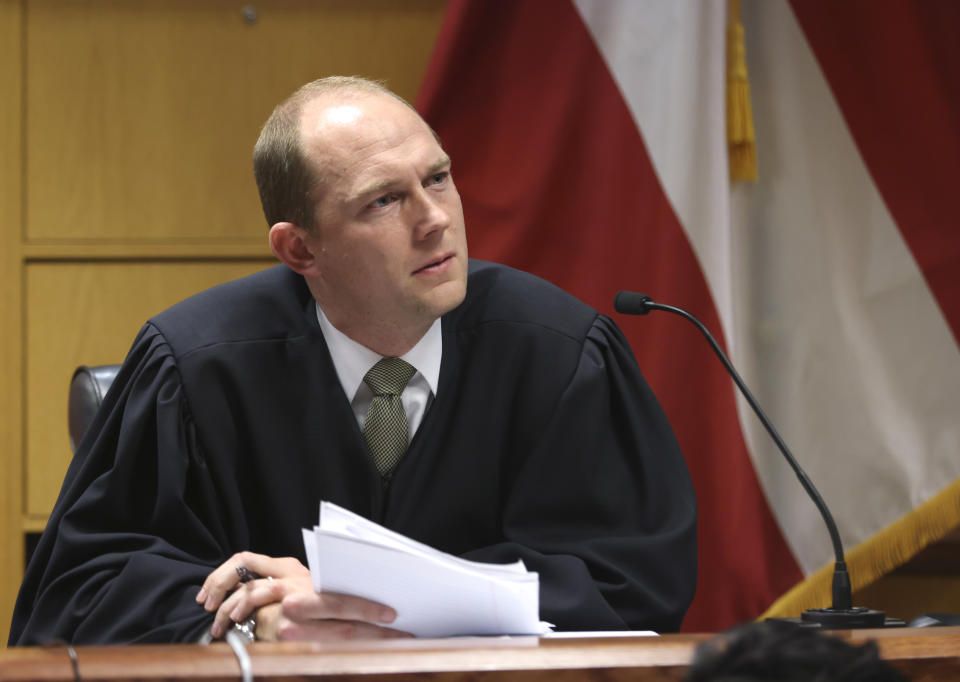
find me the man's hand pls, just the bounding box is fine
[197,551,410,641]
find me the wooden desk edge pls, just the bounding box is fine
[2,628,958,681]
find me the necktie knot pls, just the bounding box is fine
[363,357,416,396]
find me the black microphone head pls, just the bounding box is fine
[614,291,653,315]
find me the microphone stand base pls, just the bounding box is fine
[768,607,905,629]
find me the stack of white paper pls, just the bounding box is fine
[301,501,549,637]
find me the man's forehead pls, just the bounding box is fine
[297,92,446,200]
[304,102,408,177]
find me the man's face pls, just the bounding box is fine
[297,92,468,347]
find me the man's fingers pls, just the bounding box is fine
[209,577,283,638]
[251,602,284,642]
[209,583,397,640]
[197,551,265,610]
[197,552,306,611]
[198,554,398,642]
[282,590,397,626]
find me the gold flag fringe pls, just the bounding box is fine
[727,0,757,182]
[762,477,960,619]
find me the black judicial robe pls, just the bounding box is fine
[10,260,697,645]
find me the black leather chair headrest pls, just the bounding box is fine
[68,364,121,453]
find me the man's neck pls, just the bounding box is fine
[316,307,433,358]
[305,273,441,355]
[349,326,429,358]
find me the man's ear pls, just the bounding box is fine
[269,222,319,275]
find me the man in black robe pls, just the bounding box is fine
[10,77,696,645]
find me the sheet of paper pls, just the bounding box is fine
[302,501,549,637]
[316,501,530,576]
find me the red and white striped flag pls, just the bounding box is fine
[416,0,960,631]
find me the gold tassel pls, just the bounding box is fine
[727,0,758,182]
[761,477,960,619]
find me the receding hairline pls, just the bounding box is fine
[252,76,442,230]
[301,82,439,143]
[278,76,430,142]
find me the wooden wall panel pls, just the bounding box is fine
[0,0,23,648]
[24,260,274,517]
[25,0,445,243]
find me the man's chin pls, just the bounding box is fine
[421,279,468,318]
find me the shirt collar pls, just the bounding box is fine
[316,303,442,400]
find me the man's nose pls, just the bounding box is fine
[410,187,451,238]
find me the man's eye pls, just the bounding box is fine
[371,195,394,209]
[426,172,448,187]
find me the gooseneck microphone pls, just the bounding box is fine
[614,291,893,628]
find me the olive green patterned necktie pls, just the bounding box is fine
[362,357,417,479]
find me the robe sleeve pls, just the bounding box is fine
[9,324,226,645]
[462,315,697,632]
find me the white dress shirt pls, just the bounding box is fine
[316,304,441,440]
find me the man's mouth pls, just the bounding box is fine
[414,253,453,275]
